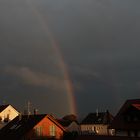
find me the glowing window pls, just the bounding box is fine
[35,126,43,136]
[50,125,56,137]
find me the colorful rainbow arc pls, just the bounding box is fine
[26,0,77,115]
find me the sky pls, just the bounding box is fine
[0,0,140,118]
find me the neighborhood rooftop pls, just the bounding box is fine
[81,111,113,125]
[0,105,9,113]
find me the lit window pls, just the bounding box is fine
[35,126,43,136]
[50,125,56,137]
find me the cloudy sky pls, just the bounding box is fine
[0,0,140,118]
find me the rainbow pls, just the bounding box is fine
[26,0,77,115]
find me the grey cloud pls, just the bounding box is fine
[4,66,65,91]
[1,0,140,116]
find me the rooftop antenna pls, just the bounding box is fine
[27,101,31,115]
[96,108,99,117]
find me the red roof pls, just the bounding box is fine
[132,104,140,110]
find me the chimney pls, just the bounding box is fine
[18,112,22,121]
[34,109,38,115]
[27,101,31,115]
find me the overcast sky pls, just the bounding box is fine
[0,0,140,118]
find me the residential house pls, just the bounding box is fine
[0,104,19,129]
[109,99,140,137]
[80,110,114,135]
[58,119,80,134]
[57,114,80,134]
[0,114,66,140]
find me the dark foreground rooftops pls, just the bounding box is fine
[0,114,66,140]
[0,114,46,139]
[81,111,113,125]
[109,99,140,130]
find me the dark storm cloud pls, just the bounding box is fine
[0,0,140,117]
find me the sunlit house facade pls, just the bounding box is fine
[80,111,114,135]
[0,104,19,129]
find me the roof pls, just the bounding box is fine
[57,114,78,127]
[109,99,140,130]
[132,104,140,110]
[57,119,78,127]
[47,115,66,131]
[0,114,66,140]
[81,111,113,125]
[57,119,72,127]
[0,114,46,139]
[0,104,19,114]
[0,105,9,113]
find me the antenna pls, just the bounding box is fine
[96,108,99,117]
[27,101,31,115]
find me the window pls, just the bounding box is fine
[50,125,56,137]
[35,126,43,136]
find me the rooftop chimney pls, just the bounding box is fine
[34,109,38,115]
[18,112,22,121]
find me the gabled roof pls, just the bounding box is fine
[109,99,140,130]
[47,115,66,131]
[81,111,113,125]
[57,119,78,127]
[132,104,140,110]
[0,104,19,114]
[57,114,79,127]
[0,114,66,140]
[0,114,46,139]
[116,99,140,115]
[0,105,9,113]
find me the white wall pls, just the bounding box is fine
[0,105,19,129]
[80,124,109,135]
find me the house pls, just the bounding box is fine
[57,114,80,134]
[0,114,66,140]
[0,104,19,129]
[58,119,80,134]
[80,110,114,135]
[109,99,140,137]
